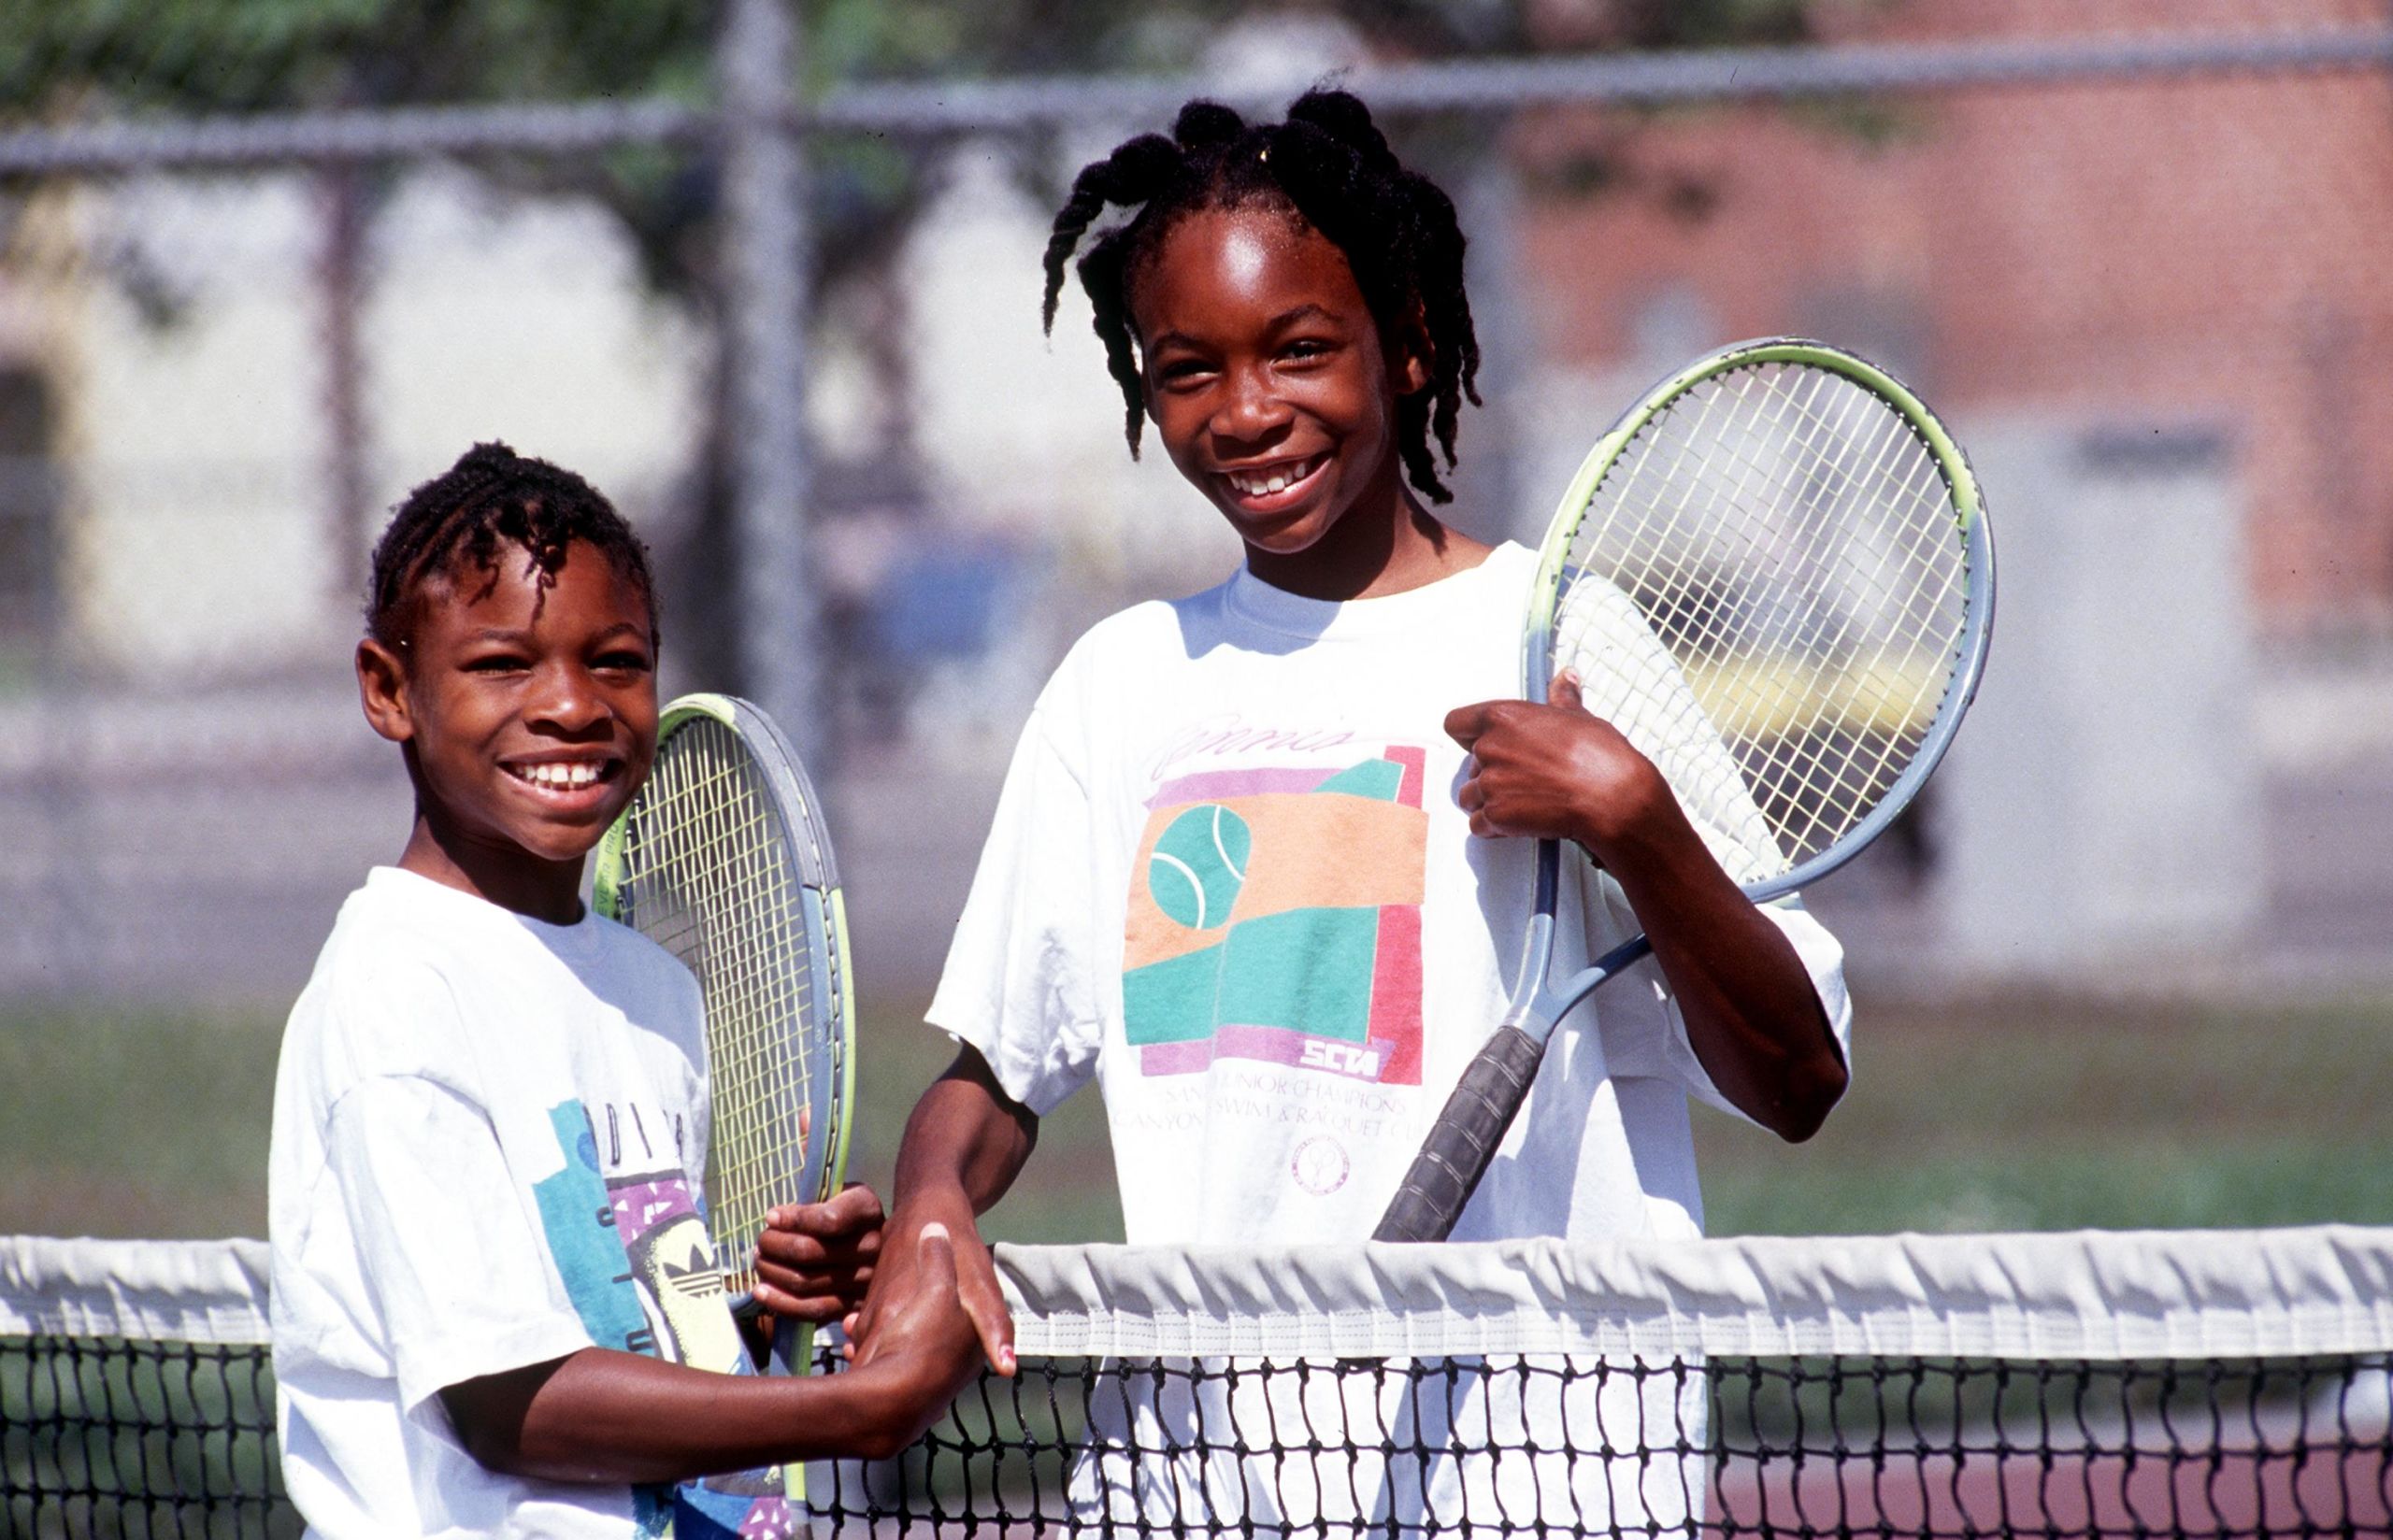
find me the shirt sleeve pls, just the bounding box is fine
[924,706,1106,1117]
[323,1074,595,1413]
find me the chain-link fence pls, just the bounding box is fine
[2,0,2389,1006]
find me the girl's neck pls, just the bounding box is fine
[397,813,588,925]
[1244,485,1493,603]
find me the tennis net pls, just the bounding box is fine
[5,1228,2389,1537]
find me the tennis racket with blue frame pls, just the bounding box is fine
[1375,338,1996,1244]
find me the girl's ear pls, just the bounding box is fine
[357,636,416,745]
[1393,307,1434,397]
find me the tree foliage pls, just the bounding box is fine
[3,0,1843,293]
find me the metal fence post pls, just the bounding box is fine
[718,0,816,757]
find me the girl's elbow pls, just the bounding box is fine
[1769,1052,1849,1144]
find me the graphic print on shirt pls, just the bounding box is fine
[530,1099,801,1540]
[1124,746,1427,1085]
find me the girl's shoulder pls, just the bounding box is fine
[1044,573,1242,690]
[1016,575,1241,764]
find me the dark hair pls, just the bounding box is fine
[1042,89,1482,505]
[365,441,656,651]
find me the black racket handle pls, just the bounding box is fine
[1373,1023,1547,1243]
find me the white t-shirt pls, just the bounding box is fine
[930,540,1851,1249]
[268,867,796,1540]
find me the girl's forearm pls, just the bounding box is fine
[1591,812,1847,1140]
[891,1047,1039,1219]
[443,1346,932,1485]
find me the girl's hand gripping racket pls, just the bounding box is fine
[593,693,856,1376]
[1375,338,1996,1243]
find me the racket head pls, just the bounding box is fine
[591,692,855,1310]
[1529,337,1995,903]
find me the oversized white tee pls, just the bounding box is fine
[927,544,1854,1535]
[268,867,795,1540]
[930,541,1851,1249]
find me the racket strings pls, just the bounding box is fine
[612,718,833,1293]
[1553,359,1972,875]
[1675,371,1953,849]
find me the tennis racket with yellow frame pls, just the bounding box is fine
[592,692,855,1381]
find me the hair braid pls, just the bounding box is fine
[366,441,657,653]
[1041,89,1482,503]
[1040,133,1186,334]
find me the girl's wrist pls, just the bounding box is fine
[888,1188,973,1236]
[1565,758,1674,862]
[1574,772,1697,879]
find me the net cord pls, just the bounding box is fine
[1,1234,271,1346]
[6,1229,2391,1363]
[993,1227,2393,1363]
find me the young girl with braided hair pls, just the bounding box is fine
[854,91,1851,1531]
[269,444,978,1540]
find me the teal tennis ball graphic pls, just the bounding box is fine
[1149,805,1251,930]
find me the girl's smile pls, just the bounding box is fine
[358,539,658,920]
[1217,450,1330,511]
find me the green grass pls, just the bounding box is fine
[1695,993,2393,1233]
[0,1000,1129,1245]
[3,993,2386,1243]
[848,1019,1126,1246]
[0,1006,283,1239]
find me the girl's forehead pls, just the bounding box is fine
[1211,214,1276,288]
[1132,205,1366,333]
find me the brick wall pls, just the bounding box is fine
[1514,0,2393,635]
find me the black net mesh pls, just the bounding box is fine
[818,1350,2393,1538]
[5,1330,2386,1536]
[2,1333,295,1540]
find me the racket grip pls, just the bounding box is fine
[1373,1024,1546,1244]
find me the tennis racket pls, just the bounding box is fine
[1375,337,1995,1244]
[592,692,856,1376]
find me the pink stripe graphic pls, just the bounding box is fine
[1139,1023,1397,1081]
[1146,766,1335,808]
[1388,744,1427,809]
[1370,902,1425,1086]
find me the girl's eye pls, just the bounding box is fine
[1154,357,1216,388]
[465,654,530,675]
[594,650,652,676]
[1282,337,1333,363]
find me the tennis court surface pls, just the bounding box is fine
[6,1227,2388,1537]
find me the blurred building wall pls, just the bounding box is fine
[1516,1,2393,639]
[8,170,704,678]
[1944,418,2264,977]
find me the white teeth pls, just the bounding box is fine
[1228,459,1313,498]
[517,763,601,790]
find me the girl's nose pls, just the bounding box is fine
[528,663,609,734]
[1212,366,1292,443]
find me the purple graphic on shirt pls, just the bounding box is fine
[1139,1022,1401,1081]
[1145,765,1349,807]
[603,1165,795,1535]
[610,1177,701,1248]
